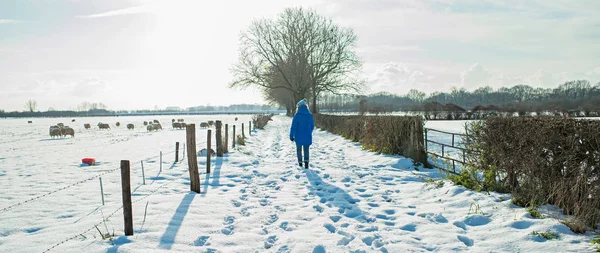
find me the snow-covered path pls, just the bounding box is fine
[2,115,597,252]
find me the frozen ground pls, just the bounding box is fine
[0,115,597,252]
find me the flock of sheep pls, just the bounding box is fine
[49,123,75,138]
[47,118,229,138]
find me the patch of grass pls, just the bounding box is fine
[591,236,600,252]
[531,230,559,240]
[527,206,543,219]
[449,168,482,191]
[561,219,586,234]
[468,202,485,215]
[425,178,444,189]
[236,134,246,146]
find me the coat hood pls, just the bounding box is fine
[296,105,311,115]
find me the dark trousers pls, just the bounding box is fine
[296,144,310,163]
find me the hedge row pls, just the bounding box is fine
[464,117,600,229]
[313,114,427,165]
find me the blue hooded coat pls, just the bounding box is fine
[290,105,315,146]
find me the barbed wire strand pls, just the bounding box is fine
[43,166,191,253]
[0,148,181,214]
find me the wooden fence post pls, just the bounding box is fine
[232,125,236,148]
[216,121,223,157]
[249,121,251,136]
[120,160,133,236]
[186,124,200,193]
[99,177,105,206]
[159,151,162,172]
[207,129,212,173]
[424,129,428,153]
[175,142,179,162]
[242,123,245,138]
[225,124,229,153]
[140,160,145,185]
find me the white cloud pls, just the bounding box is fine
[76,5,155,18]
[461,63,492,89]
[0,19,21,24]
[524,69,571,87]
[367,62,441,95]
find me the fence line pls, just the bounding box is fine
[425,127,475,174]
[43,161,191,252]
[0,147,180,215]
[0,166,120,214]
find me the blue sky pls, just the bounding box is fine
[1,0,599,111]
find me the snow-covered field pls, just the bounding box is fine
[1,115,597,252]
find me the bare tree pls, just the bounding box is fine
[25,99,37,112]
[230,7,362,114]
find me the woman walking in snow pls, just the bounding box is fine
[290,99,315,168]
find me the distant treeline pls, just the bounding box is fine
[318,80,600,116]
[0,104,280,118]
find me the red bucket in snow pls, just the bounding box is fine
[82,158,96,166]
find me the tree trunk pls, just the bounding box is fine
[311,85,318,113]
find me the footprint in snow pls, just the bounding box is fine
[223,216,235,225]
[280,221,293,231]
[231,200,242,207]
[324,223,336,233]
[259,198,270,206]
[464,215,491,226]
[417,213,448,223]
[277,245,291,253]
[453,221,467,230]
[265,214,279,225]
[510,220,533,229]
[400,224,417,232]
[240,207,251,217]
[457,235,474,247]
[264,235,278,249]
[329,216,342,223]
[221,225,234,235]
[367,203,379,208]
[193,236,210,246]
[362,235,381,246]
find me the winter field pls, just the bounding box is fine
[0,115,598,252]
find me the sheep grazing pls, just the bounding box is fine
[97,123,110,130]
[49,126,62,138]
[153,120,159,124]
[71,119,76,122]
[198,148,216,156]
[200,122,209,128]
[84,123,91,129]
[28,121,32,124]
[61,126,75,137]
[172,119,176,123]
[208,120,215,127]
[127,123,134,130]
[143,121,148,126]
[147,123,162,132]
[57,123,64,128]
[177,119,184,122]
[116,122,121,127]
[235,117,238,121]
[172,122,185,130]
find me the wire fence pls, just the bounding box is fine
[43,162,191,253]
[6,121,251,252]
[0,167,121,214]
